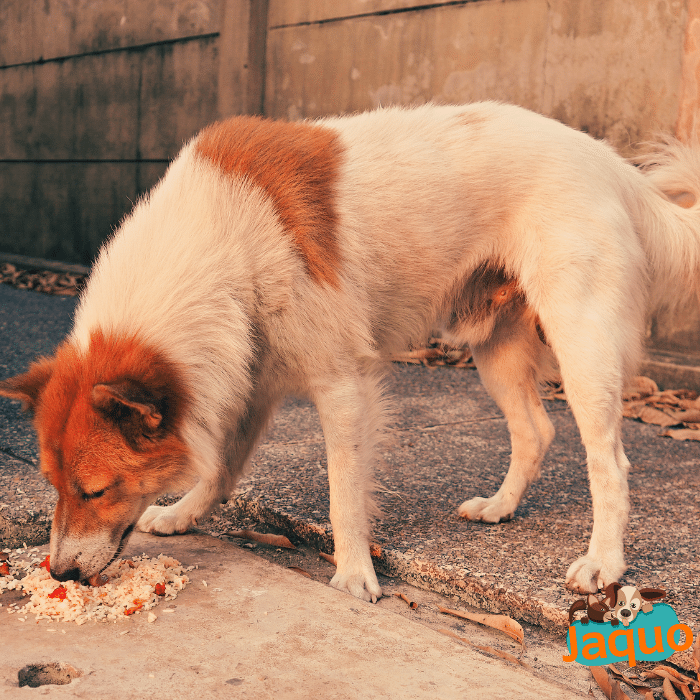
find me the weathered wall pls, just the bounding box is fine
[0,0,267,264]
[265,0,687,153]
[2,0,700,355]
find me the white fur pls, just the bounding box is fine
[72,102,700,599]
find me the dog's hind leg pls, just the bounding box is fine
[458,312,555,523]
[539,299,639,594]
[311,366,385,603]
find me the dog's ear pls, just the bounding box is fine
[602,582,622,607]
[638,588,666,602]
[92,381,163,441]
[0,357,55,412]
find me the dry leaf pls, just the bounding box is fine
[225,530,296,549]
[590,666,613,698]
[654,666,699,692]
[438,628,532,669]
[391,339,475,369]
[661,428,700,441]
[663,676,680,700]
[641,666,699,696]
[631,405,681,427]
[287,566,312,578]
[590,666,632,700]
[319,551,337,566]
[608,665,652,694]
[438,606,524,645]
[670,409,700,423]
[610,679,631,700]
[394,592,418,609]
[623,376,659,399]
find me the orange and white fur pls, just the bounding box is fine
[2,102,699,602]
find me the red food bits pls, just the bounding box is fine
[124,601,144,616]
[154,582,166,596]
[39,555,50,571]
[48,585,67,600]
[0,562,10,576]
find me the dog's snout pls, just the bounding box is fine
[619,608,632,618]
[50,566,81,582]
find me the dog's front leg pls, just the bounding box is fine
[138,400,275,535]
[564,438,630,593]
[313,377,383,603]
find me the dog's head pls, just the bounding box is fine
[604,584,666,626]
[0,331,190,583]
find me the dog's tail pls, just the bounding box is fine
[630,137,700,314]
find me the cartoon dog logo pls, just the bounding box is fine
[569,583,666,627]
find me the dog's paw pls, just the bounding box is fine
[565,554,625,593]
[329,564,382,603]
[136,505,197,536]
[457,495,515,523]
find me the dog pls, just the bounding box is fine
[569,583,666,626]
[1,102,699,602]
[607,584,666,626]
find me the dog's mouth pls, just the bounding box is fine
[80,523,135,585]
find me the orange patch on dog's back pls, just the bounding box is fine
[194,115,343,287]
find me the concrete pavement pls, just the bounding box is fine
[2,531,591,699]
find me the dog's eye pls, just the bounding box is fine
[82,489,106,501]
[630,602,638,609]
[618,601,625,606]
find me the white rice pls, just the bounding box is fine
[0,546,191,624]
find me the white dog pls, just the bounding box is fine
[1,102,699,602]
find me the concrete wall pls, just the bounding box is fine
[2,0,700,354]
[265,0,689,153]
[0,0,267,263]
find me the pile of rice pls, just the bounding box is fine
[0,546,191,624]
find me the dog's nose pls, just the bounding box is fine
[50,566,81,582]
[619,608,631,618]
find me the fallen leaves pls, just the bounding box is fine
[640,665,700,698]
[225,530,296,549]
[0,263,85,296]
[607,665,652,695]
[395,338,700,442]
[391,338,475,368]
[439,606,524,645]
[590,664,700,700]
[545,375,700,441]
